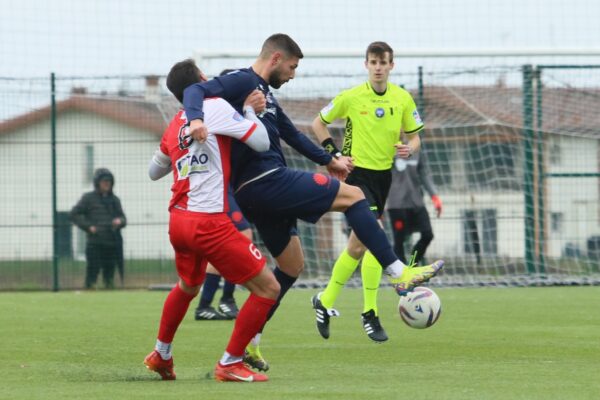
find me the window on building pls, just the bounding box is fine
[427,141,452,188]
[462,208,498,258]
[551,212,564,233]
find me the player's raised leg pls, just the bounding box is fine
[329,182,444,295]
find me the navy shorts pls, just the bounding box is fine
[227,190,251,231]
[234,168,340,257]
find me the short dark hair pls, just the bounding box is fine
[260,33,304,60]
[366,41,394,62]
[166,58,201,103]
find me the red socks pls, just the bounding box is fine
[157,284,196,343]
[225,294,276,356]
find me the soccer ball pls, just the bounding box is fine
[398,287,442,329]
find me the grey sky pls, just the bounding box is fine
[1,0,599,77]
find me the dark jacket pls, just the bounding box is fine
[70,169,127,246]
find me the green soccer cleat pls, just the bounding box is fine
[243,344,270,372]
[388,260,444,296]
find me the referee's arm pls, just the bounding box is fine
[312,115,342,159]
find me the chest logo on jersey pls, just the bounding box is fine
[176,152,210,179]
[375,107,385,118]
[257,84,277,119]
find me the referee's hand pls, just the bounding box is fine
[394,143,413,159]
[189,119,208,143]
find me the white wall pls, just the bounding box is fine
[0,109,173,260]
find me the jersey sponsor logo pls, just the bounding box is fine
[413,109,423,124]
[342,118,353,155]
[320,101,334,116]
[176,152,210,179]
[232,111,244,122]
[375,107,385,118]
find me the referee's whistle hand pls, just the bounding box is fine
[189,119,208,143]
[394,144,412,159]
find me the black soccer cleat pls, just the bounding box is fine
[194,306,229,321]
[311,292,339,339]
[361,309,388,343]
[218,299,239,320]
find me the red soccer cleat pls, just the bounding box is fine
[144,350,176,380]
[214,361,269,382]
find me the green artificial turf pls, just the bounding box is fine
[2,287,599,399]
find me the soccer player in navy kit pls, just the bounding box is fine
[183,34,444,370]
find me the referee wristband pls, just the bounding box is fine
[321,138,342,159]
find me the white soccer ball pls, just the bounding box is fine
[398,287,442,329]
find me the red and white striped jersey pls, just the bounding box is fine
[159,98,257,213]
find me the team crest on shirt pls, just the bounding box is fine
[178,124,193,150]
[413,109,423,124]
[375,107,385,118]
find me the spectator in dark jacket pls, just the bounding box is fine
[71,168,127,289]
[387,149,442,265]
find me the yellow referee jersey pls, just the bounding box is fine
[319,81,424,170]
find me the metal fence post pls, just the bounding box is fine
[522,65,536,274]
[51,72,59,291]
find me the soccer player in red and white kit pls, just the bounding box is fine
[143,59,280,382]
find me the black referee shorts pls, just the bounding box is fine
[345,166,391,218]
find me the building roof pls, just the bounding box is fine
[1,86,599,139]
[0,94,176,137]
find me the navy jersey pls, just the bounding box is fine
[183,68,332,189]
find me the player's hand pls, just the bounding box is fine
[189,119,208,143]
[89,226,97,234]
[326,157,351,181]
[337,155,354,172]
[394,143,413,159]
[244,90,266,114]
[112,218,122,228]
[431,195,443,218]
